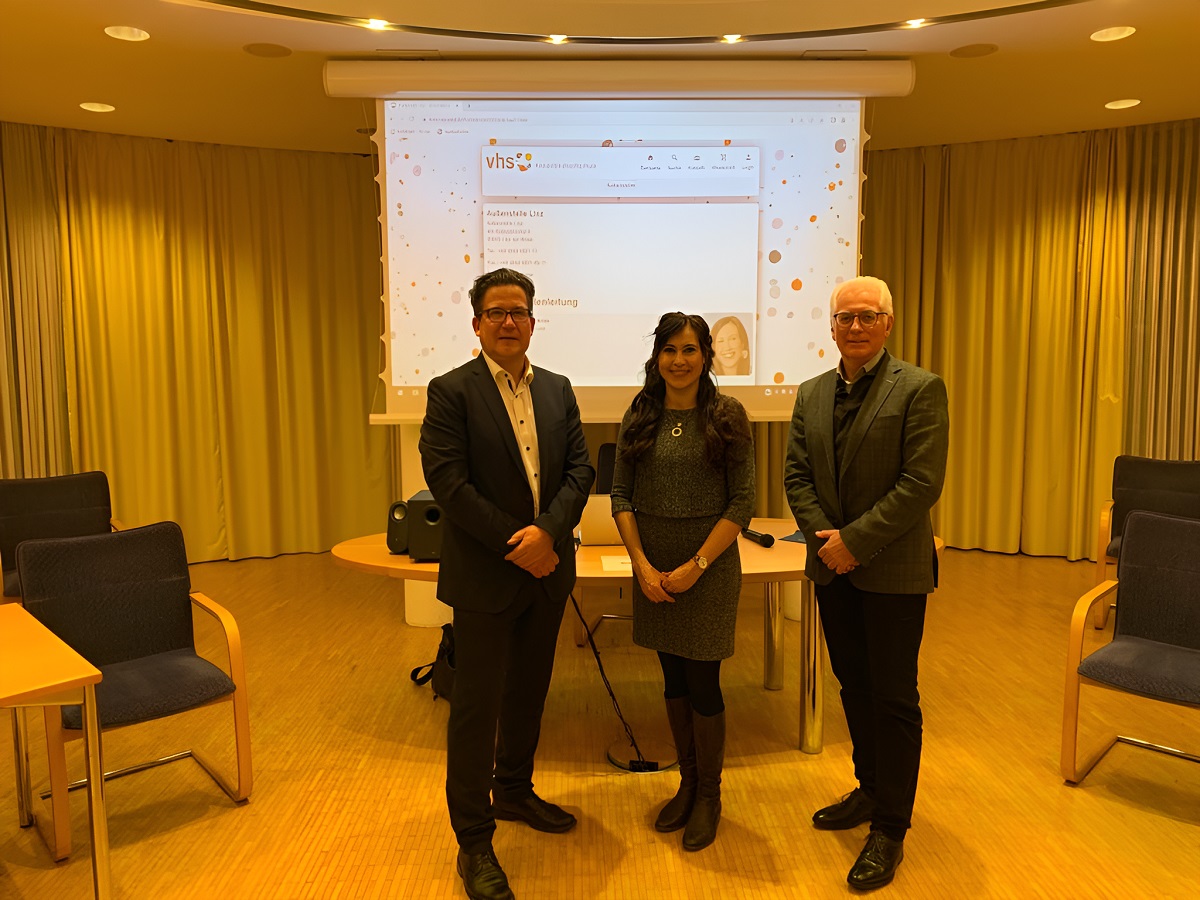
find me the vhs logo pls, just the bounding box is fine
[485,151,533,172]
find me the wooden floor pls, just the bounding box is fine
[2,548,1197,899]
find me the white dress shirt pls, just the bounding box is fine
[481,352,542,515]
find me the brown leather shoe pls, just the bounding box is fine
[847,831,904,891]
[812,787,874,830]
[456,848,515,900]
[493,793,577,833]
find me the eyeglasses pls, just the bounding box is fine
[480,307,533,325]
[832,310,888,328]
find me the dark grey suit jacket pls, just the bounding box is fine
[419,355,595,613]
[785,351,949,594]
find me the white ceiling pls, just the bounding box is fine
[1,0,1197,154]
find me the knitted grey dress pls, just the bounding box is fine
[610,396,755,660]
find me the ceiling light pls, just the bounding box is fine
[104,25,149,42]
[547,34,568,45]
[1105,99,1141,110]
[905,19,927,29]
[722,35,742,44]
[949,43,998,59]
[80,102,116,113]
[1091,26,1136,43]
[365,19,389,31]
[244,43,292,58]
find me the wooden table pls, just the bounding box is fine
[1,603,110,898]
[333,516,828,753]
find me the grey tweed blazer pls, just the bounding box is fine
[784,351,949,594]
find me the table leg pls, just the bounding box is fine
[81,684,111,899]
[763,582,783,690]
[11,707,33,827]
[798,579,824,754]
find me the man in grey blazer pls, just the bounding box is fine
[785,276,949,891]
[420,268,594,900]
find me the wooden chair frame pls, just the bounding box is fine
[33,591,252,860]
[1062,579,1200,784]
[1093,500,1116,628]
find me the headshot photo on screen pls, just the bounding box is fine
[709,315,752,377]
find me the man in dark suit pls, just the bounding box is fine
[420,268,594,900]
[785,276,949,891]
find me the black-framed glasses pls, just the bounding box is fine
[480,307,533,324]
[832,310,888,328]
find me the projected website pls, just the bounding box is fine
[380,98,861,408]
[480,146,759,382]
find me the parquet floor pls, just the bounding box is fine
[1,548,1197,898]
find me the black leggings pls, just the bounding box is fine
[658,652,724,716]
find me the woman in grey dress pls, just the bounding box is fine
[610,312,754,852]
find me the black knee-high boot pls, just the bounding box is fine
[655,697,696,832]
[683,710,724,851]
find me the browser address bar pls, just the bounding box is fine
[442,110,803,125]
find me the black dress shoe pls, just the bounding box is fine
[457,848,515,900]
[847,831,904,891]
[493,793,577,833]
[812,787,874,830]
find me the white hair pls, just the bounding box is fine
[829,276,894,315]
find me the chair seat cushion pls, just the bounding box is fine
[1078,636,1200,706]
[61,647,236,730]
[1105,535,1121,559]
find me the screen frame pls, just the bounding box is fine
[336,60,912,423]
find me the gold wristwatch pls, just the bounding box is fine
[693,554,708,569]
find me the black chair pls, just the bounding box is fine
[1063,510,1200,784]
[596,440,617,494]
[1093,456,1200,628]
[16,521,251,859]
[0,471,119,597]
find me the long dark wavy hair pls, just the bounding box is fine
[620,312,752,466]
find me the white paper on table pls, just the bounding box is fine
[601,555,633,573]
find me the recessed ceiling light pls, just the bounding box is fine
[1105,99,1141,110]
[244,43,292,58]
[949,44,999,59]
[80,102,116,113]
[722,34,743,44]
[1091,26,1136,43]
[365,19,389,31]
[547,34,567,45]
[905,19,927,29]
[104,25,149,42]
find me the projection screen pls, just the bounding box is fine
[324,60,914,422]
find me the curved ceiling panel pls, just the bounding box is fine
[175,0,1092,42]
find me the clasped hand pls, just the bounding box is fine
[815,528,858,575]
[635,559,702,603]
[634,560,674,604]
[661,562,702,595]
[505,525,558,578]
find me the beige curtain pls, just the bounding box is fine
[1124,119,1200,459]
[0,123,72,478]
[860,131,1127,559]
[6,117,1196,562]
[38,126,389,560]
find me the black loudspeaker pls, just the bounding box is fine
[386,500,409,554]
[406,490,444,562]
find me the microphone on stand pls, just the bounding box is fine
[741,528,775,548]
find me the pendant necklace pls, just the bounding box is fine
[671,420,683,438]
